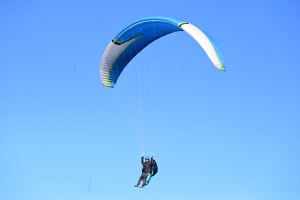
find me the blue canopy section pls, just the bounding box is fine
[108,16,187,86]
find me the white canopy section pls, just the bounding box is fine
[181,23,225,71]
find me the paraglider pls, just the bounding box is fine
[100,16,225,88]
[99,16,225,187]
[134,156,158,188]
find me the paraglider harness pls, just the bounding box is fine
[145,159,158,185]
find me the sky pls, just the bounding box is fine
[0,0,300,199]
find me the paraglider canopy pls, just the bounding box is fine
[100,16,225,88]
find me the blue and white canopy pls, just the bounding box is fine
[100,16,225,88]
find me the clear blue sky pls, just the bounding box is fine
[1,0,299,199]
